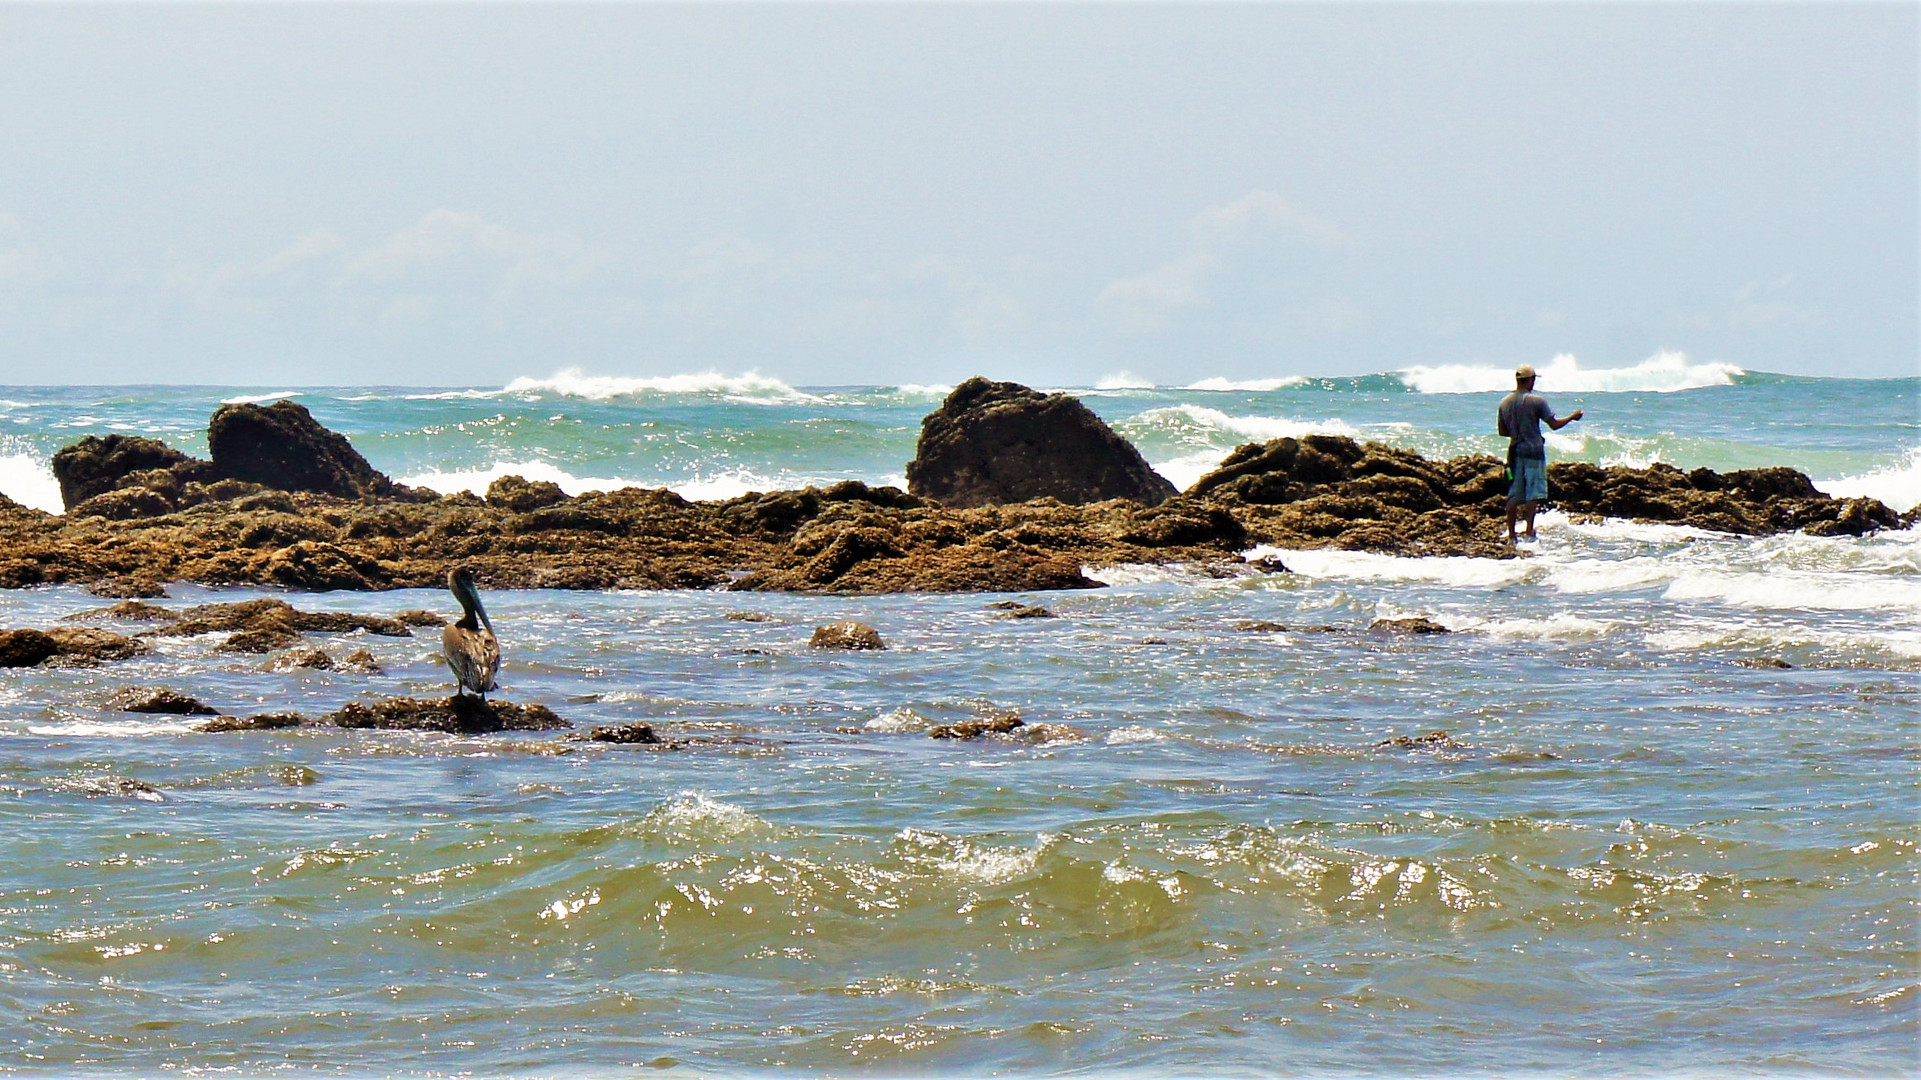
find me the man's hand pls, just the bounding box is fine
[1569,409,1584,422]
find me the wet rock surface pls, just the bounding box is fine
[809,621,887,650]
[0,626,149,666]
[5,393,1909,596]
[1370,616,1452,635]
[324,696,570,734]
[198,713,307,733]
[579,722,662,744]
[906,377,1179,508]
[929,713,1026,739]
[107,687,219,715]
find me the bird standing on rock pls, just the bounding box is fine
[443,567,500,700]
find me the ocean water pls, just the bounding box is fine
[0,354,1916,1075]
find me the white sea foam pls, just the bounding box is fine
[218,391,304,405]
[396,459,802,503]
[507,368,822,404]
[1818,447,1921,512]
[0,440,63,514]
[1660,569,1921,614]
[1181,376,1309,392]
[1094,371,1155,390]
[1465,611,1618,641]
[864,708,929,734]
[1264,546,1541,589]
[1105,725,1167,744]
[1134,404,1361,446]
[1399,350,1744,395]
[640,792,768,841]
[28,719,204,738]
[1150,451,1232,492]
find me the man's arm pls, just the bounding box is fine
[1547,408,1584,431]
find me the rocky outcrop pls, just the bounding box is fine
[905,377,1177,508]
[486,475,569,512]
[9,416,1908,593]
[1189,434,1906,556]
[206,400,395,498]
[51,435,200,510]
[325,696,568,734]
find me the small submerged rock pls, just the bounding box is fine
[393,609,445,628]
[725,611,773,622]
[1370,616,1451,635]
[51,774,165,801]
[1736,657,1794,670]
[577,722,662,744]
[810,621,887,651]
[1233,620,1290,633]
[929,713,1025,739]
[1376,730,1459,750]
[325,696,570,734]
[337,648,383,674]
[107,687,219,715]
[198,712,307,733]
[270,647,334,672]
[993,605,1054,620]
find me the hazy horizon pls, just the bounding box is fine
[1,4,1914,388]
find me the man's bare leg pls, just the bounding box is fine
[1506,502,1521,544]
[1522,501,1540,541]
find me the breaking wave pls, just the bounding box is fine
[1399,351,1745,395]
[1817,446,1921,512]
[0,438,62,514]
[475,368,823,405]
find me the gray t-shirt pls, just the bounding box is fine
[1498,391,1557,457]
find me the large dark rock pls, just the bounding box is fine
[51,435,196,510]
[905,378,1178,508]
[207,400,394,498]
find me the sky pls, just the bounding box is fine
[0,3,1913,388]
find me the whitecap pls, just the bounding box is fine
[218,391,304,406]
[864,708,928,734]
[0,440,63,514]
[1130,404,1361,445]
[1817,446,1921,513]
[1462,611,1617,641]
[1265,546,1541,589]
[1660,569,1921,615]
[640,792,769,841]
[1093,371,1155,390]
[1181,376,1309,392]
[498,367,824,405]
[1105,725,1166,744]
[1399,350,1744,395]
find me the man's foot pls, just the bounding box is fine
[1522,530,1539,542]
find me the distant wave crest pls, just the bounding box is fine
[1399,351,1744,395]
[1181,376,1309,392]
[484,368,823,405]
[396,458,860,504]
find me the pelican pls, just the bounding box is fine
[443,567,500,700]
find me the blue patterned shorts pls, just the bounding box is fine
[1508,455,1548,504]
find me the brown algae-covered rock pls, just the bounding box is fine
[206,399,395,498]
[809,621,887,650]
[0,629,60,667]
[906,377,1178,508]
[198,713,307,733]
[325,696,570,734]
[929,713,1026,739]
[1369,616,1452,635]
[107,687,219,715]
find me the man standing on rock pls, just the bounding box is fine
[1498,364,1582,544]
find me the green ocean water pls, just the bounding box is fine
[0,360,1916,1074]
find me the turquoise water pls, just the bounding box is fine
[0,361,1916,1074]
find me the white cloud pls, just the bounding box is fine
[0,213,46,286]
[339,209,604,292]
[1094,190,1344,334]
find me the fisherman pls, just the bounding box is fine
[1498,364,1583,544]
